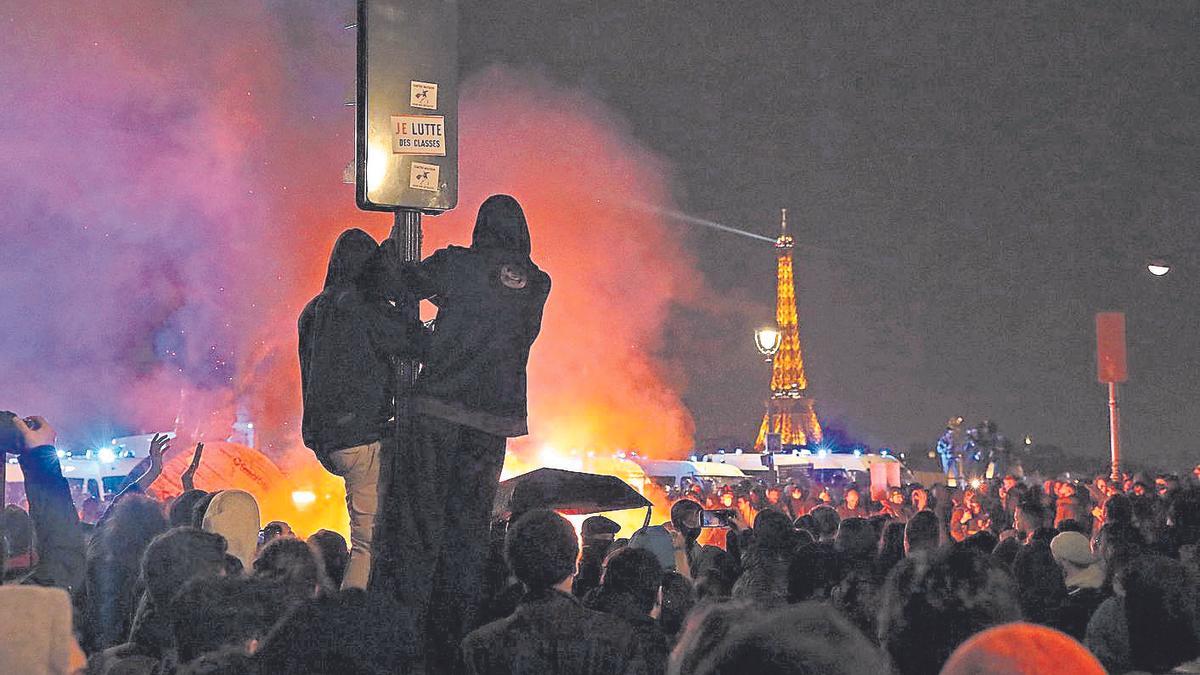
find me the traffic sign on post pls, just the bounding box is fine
[352,1,458,594]
[1095,312,1128,383]
[1095,311,1127,481]
[355,0,458,212]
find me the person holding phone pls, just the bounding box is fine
[0,414,84,591]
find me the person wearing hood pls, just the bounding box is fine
[379,195,550,673]
[200,489,260,572]
[299,228,427,590]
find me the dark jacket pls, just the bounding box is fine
[573,541,612,600]
[15,445,84,590]
[87,597,172,675]
[299,229,425,455]
[731,550,791,606]
[583,588,669,675]
[460,588,647,675]
[411,195,550,437]
[1057,586,1108,642]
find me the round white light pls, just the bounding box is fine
[97,447,116,463]
[291,490,317,507]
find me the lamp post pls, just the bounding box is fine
[755,327,783,452]
[754,327,781,362]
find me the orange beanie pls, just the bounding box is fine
[940,622,1106,675]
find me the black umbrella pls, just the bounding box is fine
[492,467,652,521]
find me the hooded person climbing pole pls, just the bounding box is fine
[298,228,427,590]
[377,195,550,674]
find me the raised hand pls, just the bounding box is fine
[13,416,56,451]
[181,442,204,491]
[148,433,171,465]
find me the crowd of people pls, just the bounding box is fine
[3,194,1198,673]
[3,406,1199,673]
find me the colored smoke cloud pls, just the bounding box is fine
[0,0,701,491]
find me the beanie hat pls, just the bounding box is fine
[940,622,1105,675]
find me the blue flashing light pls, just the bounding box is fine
[817,449,828,457]
[853,449,863,457]
[97,447,117,464]
[56,449,66,459]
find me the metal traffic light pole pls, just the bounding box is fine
[354,0,457,596]
[388,209,422,441]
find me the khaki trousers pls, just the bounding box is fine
[323,440,382,590]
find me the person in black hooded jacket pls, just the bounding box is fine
[379,195,550,674]
[298,228,425,591]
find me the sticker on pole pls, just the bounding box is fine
[409,162,440,192]
[391,115,446,156]
[410,81,438,110]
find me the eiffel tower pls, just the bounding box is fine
[755,209,823,451]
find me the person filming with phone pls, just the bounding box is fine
[0,413,84,591]
[0,413,88,673]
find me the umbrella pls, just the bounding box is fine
[492,467,652,521]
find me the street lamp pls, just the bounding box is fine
[754,327,781,361]
[1147,258,1171,277]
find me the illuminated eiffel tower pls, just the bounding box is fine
[755,209,823,451]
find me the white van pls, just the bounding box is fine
[4,432,170,505]
[631,459,748,492]
[5,454,142,504]
[700,450,901,489]
[696,452,774,479]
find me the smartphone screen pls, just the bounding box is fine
[701,509,732,528]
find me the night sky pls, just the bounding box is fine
[2,3,1197,471]
[460,3,1200,467]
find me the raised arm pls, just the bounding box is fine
[181,441,204,491]
[12,416,85,590]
